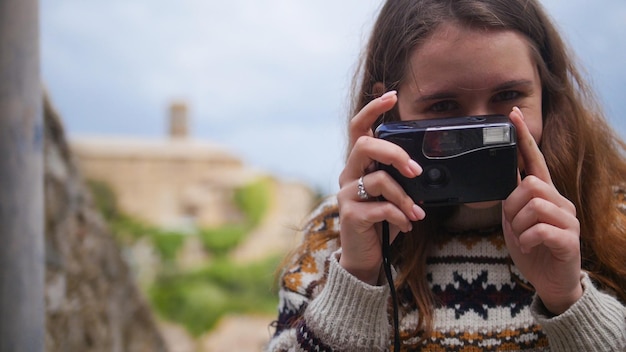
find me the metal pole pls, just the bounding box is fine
[0,0,44,350]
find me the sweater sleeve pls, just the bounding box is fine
[531,272,626,351]
[265,197,392,351]
[301,251,391,351]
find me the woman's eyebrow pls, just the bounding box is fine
[492,79,534,91]
[414,91,457,103]
[413,79,534,103]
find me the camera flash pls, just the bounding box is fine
[483,126,511,145]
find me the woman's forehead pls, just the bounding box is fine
[404,23,538,92]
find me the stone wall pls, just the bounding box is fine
[44,95,167,352]
[69,132,259,230]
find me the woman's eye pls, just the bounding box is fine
[429,100,459,113]
[493,90,521,102]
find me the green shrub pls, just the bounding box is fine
[86,179,154,244]
[86,180,119,221]
[107,214,185,262]
[109,215,150,243]
[233,177,272,226]
[197,177,273,256]
[198,224,250,257]
[151,230,186,261]
[148,256,280,336]
[88,176,281,337]
[149,279,229,335]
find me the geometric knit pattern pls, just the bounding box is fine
[407,230,549,350]
[267,195,626,351]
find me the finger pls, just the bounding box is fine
[339,199,415,234]
[509,107,552,185]
[503,175,576,220]
[375,221,409,245]
[517,222,580,257]
[348,91,398,149]
[343,171,425,221]
[508,196,577,237]
[502,205,521,248]
[340,136,422,185]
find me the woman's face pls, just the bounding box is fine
[394,22,544,209]
[396,22,543,144]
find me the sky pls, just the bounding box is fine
[40,0,626,195]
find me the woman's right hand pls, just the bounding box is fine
[337,91,425,285]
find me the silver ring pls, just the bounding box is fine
[357,176,370,200]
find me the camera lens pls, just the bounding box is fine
[424,166,447,187]
[427,168,442,181]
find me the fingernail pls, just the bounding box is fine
[413,204,425,220]
[408,159,422,176]
[380,90,397,102]
[513,106,524,120]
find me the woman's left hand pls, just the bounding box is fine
[502,107,583,315]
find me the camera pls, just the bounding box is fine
[375,115,517,206]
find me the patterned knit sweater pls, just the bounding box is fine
[266,197,626,351]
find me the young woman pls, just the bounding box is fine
[267,0,626,350]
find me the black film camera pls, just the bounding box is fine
[375,115,517,206]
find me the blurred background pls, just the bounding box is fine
[41,0,626,196]
[38,0,626,351]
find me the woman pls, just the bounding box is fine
[267,0,626,350]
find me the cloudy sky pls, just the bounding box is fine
[41,0,626,194]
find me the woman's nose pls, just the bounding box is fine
[466,104,491,117]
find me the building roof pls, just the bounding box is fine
[70,135,242,164]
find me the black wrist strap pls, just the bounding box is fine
[382,220,401,351]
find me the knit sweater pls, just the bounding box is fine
[266,197,626,351]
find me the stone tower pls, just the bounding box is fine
[169,101,188,138]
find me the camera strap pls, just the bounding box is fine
[382,220,401,351]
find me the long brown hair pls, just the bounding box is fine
[348,0,626,339]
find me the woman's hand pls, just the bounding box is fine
[502,107,583,315]
[337,91,425,285]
